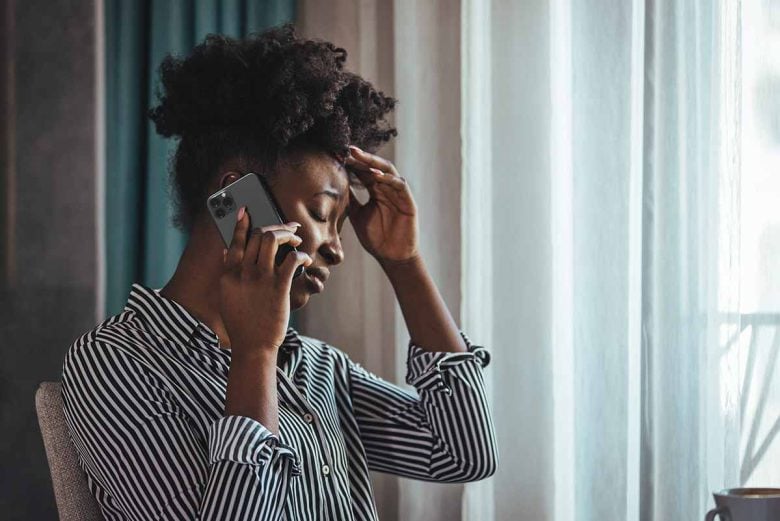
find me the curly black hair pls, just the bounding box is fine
[148,23,397,233]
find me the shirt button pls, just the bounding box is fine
[303,413,314,424]
[322,464,330,476]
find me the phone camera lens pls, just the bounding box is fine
[215,208,226,218]
[209,198,221,209]
[223,196,234,208]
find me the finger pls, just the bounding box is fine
[348,164,405,198]
[345,154,372,172]
[258,221,302,233]
[345,157,393,188]
[348,145,400,176]
[278,251,313,287]
[241,215,302,271]
[226,206,250,268]
[347,165,387,202]
[359,173,407,208]
[371,169,408,191]
[257,229,303,274]
[243,226,265,271]
[373,184,408,210]
[252,218,301,266]
[364,167,403,188]
[346,161,379,187]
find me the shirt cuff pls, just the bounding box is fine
[208,415,301,476]
[405,330,491,394]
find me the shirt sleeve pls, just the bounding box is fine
[61,335,300,520]
[348,330,498,482]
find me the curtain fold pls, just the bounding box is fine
[462,0,779,519]
[638,1,739,518]
[104,0,295,317]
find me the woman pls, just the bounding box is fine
[61,24,497,520]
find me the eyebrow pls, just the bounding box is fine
[312,189,349,224]
[313,189,342,201]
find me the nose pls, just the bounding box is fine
[319,232,345,266]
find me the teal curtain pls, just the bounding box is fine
[104,0,295,317]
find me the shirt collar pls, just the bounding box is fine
[123,282,302,353]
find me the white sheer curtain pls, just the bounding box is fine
[461,0,780,519]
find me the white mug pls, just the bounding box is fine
[705,488,780,520]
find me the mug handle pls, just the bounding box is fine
[705,506,730,521]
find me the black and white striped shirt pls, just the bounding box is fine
[61,282,497,520]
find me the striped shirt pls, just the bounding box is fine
[61,282,498,520]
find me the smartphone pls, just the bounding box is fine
[207,172,305,278]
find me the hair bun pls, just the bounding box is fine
[146,23,397,232]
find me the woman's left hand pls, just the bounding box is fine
[346,145,419,266]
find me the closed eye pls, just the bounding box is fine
[310,210,327,223]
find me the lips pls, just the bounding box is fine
[304,268,328,293]
[306,273,324,292]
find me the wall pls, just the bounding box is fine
[0,0,99,518]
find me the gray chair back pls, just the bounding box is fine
[35,381,103,521]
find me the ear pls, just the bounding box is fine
[219,171,242,189]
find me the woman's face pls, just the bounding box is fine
[244,149,351,310]
[273,150,350,309]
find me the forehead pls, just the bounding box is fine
[276,149,350,198]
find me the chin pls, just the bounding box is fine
[290,290,310,310]
[289,277,316,310]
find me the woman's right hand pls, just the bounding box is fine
[219,205,312,358]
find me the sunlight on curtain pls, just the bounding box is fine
[461,0,496,519]
[463,1,556,519]
[639,1,742,518]
[460,0,780,519]
[735,0,780,490]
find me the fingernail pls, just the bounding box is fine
[349,145,361,153]
[290,222,301,228]
[237,206,245,221]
